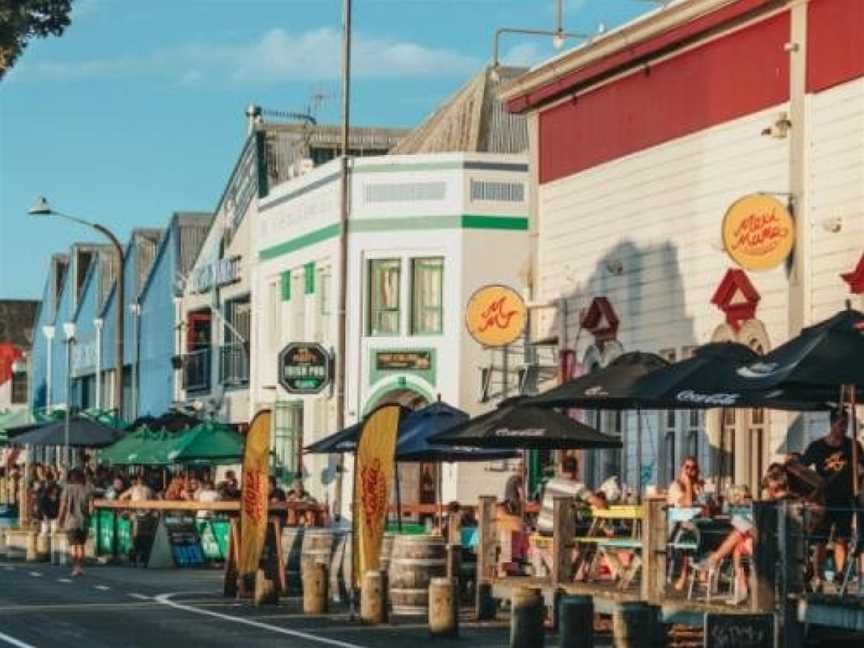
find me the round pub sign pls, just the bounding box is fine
[465,285,527,347]
[722,194,795,271]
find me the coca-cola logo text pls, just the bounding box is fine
[676,390,739,406]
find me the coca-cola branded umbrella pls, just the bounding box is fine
[524,351,670,410]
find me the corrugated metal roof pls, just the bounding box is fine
[390,65,529,155]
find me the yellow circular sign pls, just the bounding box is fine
[722,194,795,271]
[465,285,527,347]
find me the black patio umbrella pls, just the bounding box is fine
[131,411,203,433]
[628,342,835,411]
[431,400,622,450]
[10,416,126,448]
[729,308,864,394]
[524,351,670,410]
[304,401,517,462]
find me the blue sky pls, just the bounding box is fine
[0,0,655,300]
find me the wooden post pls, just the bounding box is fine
[302,562,329,614]
[447,508,462,546]
[551,496,575,586]
[779,500,805,648]
[559,595,593,648]
[641,497,667,604]
[510,586,544,648]
[428,577,458,638]
[749,502,778,614]
[476,495,497,620]
[360,569,385,624]
[446,543,462,580]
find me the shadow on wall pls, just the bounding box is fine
[545,239,701,490]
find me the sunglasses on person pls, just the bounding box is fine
[684,463,699,471]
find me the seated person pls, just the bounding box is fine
[536,456,606,535]
[667,456,704,590]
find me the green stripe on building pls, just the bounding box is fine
[258,215,527,260]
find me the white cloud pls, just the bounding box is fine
[70,0,103,20]
[12,27,480,85]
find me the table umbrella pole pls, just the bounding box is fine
[395,461,402,533]
[850,384,859,500]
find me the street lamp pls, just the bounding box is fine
[29,197,126,421]
[63,321,76,465]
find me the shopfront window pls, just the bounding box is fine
[411,257,443,335]
[221,297,250,385]
[273,401,303,481]
[368,259,401,336]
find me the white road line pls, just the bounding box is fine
[0,629,37,648]
[128,593,151,601]
[2,566,14,571]
[57,578,73,584]
[93,585,111,591]
[27,572,42,578]
[154,593,366,648]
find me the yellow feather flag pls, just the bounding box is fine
[353,404,401,580]
[239,409,272,577]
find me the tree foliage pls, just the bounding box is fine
[0,0,73,79]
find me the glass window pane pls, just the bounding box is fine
[411,257,443,334]
[369,259,400,335]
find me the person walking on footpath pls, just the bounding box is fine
[57,468,94,577]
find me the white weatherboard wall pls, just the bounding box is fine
[253,152,529,512]
[535,103,793,490]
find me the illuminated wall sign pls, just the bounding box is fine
[465,284,527,347]
[722,194,794,271]
[191,256,242,294]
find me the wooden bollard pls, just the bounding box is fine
[302,562,328,614]
[446,544,462,580]
[428,577,458,637]
[36,528,50,559]
[254,568,279,606]
[361,570,386,624]
[611,602,656,648]
[559,595,593,648]
[510,586,545,648]
[476,581,496,620]
[25,530,39,562]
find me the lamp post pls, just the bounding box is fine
[62,321,76,465]
[29,197,126,421]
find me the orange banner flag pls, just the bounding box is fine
[354,404,401,580]
[239,409,271,577]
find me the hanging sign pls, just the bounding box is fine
[465,284,527,347]
[278,342,331,394]
[722,194,794,271]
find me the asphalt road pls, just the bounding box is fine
[0,561,513,648]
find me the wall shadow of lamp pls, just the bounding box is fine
[821,216,843,234]
[761,112,792,139]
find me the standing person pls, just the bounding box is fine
[799,408,863,590]
[57,468,94,577]
[119,475,155,567]
[502,462,525,517]
[195,480,221,520]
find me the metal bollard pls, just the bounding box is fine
[510,586,545,648]
[361,570,386,625]
[611,601,656,648]
[428,577,458,638]
[559,595,593,648]
[302,561,329,614]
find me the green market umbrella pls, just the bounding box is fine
[100,427,155,464]
[100,428,175,465]
[164,422,244,464]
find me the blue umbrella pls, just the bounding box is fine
[304,401,517,462]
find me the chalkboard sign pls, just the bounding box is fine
[704,613,774,648]
[164,515,206,567]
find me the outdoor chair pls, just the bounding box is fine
[666,507,701,586]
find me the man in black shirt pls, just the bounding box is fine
[800,408,862,585]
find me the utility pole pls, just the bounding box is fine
[334,0,352,520]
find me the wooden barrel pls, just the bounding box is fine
[388,534,447,616]
[301,528,335,575]
[281,526,304,595]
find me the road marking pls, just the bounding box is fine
[2,566,14,571]
[93,585,111,591]
[0,629,37,648]
[57,578,73,583]
[154,593,367,648]
[128,593,151,601]
[27,572,42,578]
